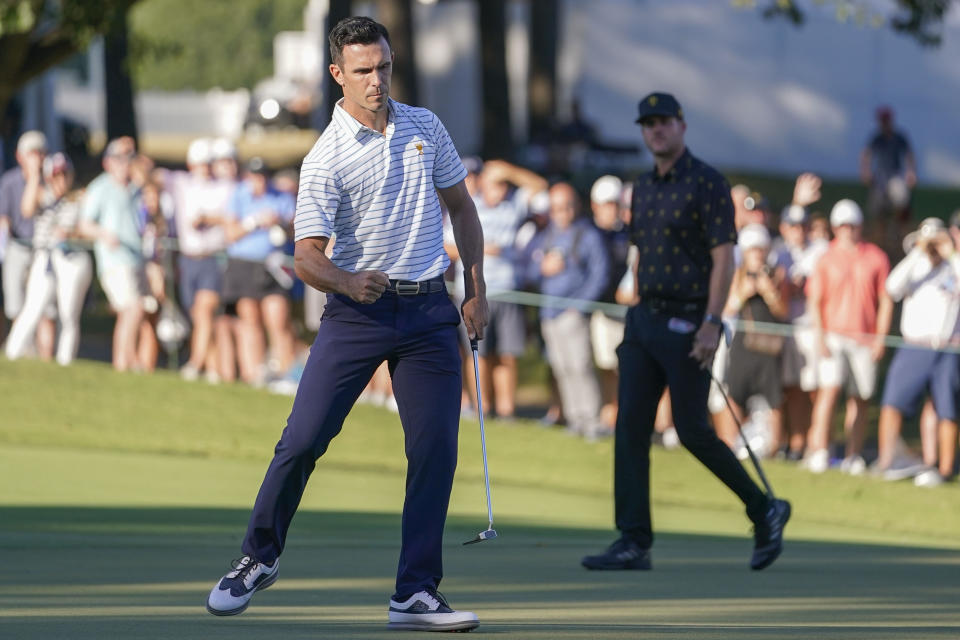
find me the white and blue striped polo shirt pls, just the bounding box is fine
[294,98,467,281]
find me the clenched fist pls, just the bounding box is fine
[346,270,390,304]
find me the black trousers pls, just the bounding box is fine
[614,305,768,549]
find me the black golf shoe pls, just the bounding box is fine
[581,537,651,570]
[750,498,791,570]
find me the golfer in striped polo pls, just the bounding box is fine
[206,16,489,632]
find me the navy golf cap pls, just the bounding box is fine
[635,92,684,124]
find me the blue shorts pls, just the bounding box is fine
[880,347,960,421]
[178,254,223,311]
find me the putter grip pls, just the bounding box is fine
[470,337,479,351]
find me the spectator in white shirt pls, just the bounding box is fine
[165,138,231,381]
[445,158,547,420]
[767,200,828,460]
[875,217,960,485]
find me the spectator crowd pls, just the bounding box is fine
[0,130,306,393]
[1,104,958,488]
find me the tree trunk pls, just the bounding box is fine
[104,10,138,144]
[478,0,512,159]
[324,0,354,124]
[528,0,557,144]
[376,0,417,106]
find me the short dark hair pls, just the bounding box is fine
[329,16,390,66]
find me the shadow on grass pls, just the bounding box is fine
[2,506,960,640]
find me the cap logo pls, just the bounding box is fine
[648,96,658,106]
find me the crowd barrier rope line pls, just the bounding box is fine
[21,233,959,356]
[481,287,960,355]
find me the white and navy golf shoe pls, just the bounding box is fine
[206,555,279,616]
[387,589,479,632]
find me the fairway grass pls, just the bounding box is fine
[2,359,960,638]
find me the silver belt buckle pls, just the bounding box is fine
[395,280,421,295]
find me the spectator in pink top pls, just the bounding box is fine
[803,199,893,474]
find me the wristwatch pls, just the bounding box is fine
[704,313,723,327]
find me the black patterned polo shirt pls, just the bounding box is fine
[630,148,736,302]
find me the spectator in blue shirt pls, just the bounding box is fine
[525,182,609,438]
[219,157,297,385]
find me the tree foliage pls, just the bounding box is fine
[128,0,308,91]
[0,0,139,108]
[755,0,953,46]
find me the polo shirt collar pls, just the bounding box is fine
[652,147,692,183]
[332,98,397,139]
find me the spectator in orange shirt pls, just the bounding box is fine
[803,199,893,474]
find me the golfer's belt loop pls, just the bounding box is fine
[395,280,421,295]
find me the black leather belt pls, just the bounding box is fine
[640,296,705,315]
[385,276,446,295]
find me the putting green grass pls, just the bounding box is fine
[2,359,960,639]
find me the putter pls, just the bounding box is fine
[709,369,777,499]
[463,337,498,545]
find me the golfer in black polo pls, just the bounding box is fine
[582,92,790,572]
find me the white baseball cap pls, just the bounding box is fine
[830,199,863,227]
[737,223,771,251]
[186,137,213,166]
[780,204,808,225]
[528,190,550,216]
[17,130,47,155]
[590,175,623,204]
[210,137,237,161]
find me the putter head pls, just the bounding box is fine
[463,529,498,545]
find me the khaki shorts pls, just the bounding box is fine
[819,333,878,400]
[590,310,625,370]
[100,264,147,312]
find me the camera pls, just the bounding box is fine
[746,265,773,279]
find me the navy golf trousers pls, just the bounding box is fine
[614,304,768,549]
[241,288,463,600]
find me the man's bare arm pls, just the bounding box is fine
[481,159,548,195]
[439,180,489,339]
[294,236,388,304]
